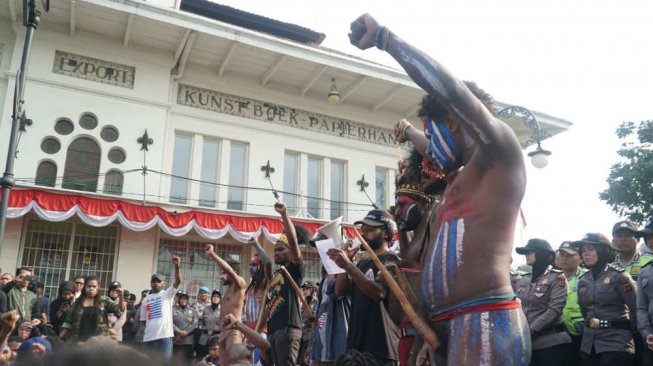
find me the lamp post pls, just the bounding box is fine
[0,0,46,257]
[498,105,552,168]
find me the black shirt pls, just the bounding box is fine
[266,259,304,332]
[78,306,99,341]
[347,251,400,361]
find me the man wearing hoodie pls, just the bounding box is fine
[49,281,75,334]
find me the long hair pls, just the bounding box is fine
[245,254,266,293]
[70,275,102,316]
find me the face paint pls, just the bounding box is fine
[395,195,421,231]
[424,117,461,171]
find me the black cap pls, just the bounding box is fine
[612,220,638,236]
[151,274,164,282]
[176,290,188,298]
[515,238,554,255]
[354,209,395,228]
[212,289,222,297]
[636,218,653,239]
[572,233,612,248]
[109,281,121,290]
[301,281,316,289]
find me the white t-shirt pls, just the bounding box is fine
[141,286,177,342]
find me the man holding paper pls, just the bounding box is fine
[328,209,400,366]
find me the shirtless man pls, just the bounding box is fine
[204,244,247,365]
[349,13,530,365]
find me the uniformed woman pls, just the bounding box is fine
[576,233,637,366]
[515,238,571,366]
[197,289,222,359]
[172,290,198,364]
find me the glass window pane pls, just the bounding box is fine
[200,139,221,207]
[103,170,123,195]
[62,137,101,192]
[36,161,57,187]
[375,168,387,209]
[227,142,247,211]
[283,153,299,215]
[170,134,192,204]
[157,239,242,299]
[307,157,321,219]
[330,161,344,220]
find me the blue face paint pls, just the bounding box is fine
[424,117,461,172]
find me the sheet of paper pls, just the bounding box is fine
[315,238,346,275]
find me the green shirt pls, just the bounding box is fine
[614,253,653,281]
[563,266,588,335]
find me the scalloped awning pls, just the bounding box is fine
[4,188,356,243]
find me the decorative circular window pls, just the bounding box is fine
[79,114,98,130]
[108,148,126,164]
[41,137,61,154]
[101,126,119,142]
[54,119,74,135]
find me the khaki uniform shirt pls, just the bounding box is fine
[636,263,653,339]
[516,265,571,350]
[578,264,637,354]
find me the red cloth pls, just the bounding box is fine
[398,320,415,366]
[429,299,521,322]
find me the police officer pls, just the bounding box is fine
[576,233,637,366]
[173,290,198,364]
[197,289,222,360]
[515,238,571,366]
[636,218,653,365]
[555,241,588,365]
[612,220,653,281]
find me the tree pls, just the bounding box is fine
[599,120,653,223]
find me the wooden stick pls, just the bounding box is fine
[354,230,439,348]
[280,266,314,321]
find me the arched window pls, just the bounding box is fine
[62,137,101,192]
[35,161,57,187]
[103,170,123,195]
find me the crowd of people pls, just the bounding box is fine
[1,12,653,366]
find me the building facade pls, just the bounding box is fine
[0,0,571,298]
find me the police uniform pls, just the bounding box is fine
[578,263,637,360]
[173,302,199,361]
[614,252,653,282]
[636,262,653,363]
[516,265,571,352]
[563,266,588,336]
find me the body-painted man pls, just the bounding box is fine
[392,148,447,366]
[349,13,530,365]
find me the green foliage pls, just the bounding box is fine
[599,120,653,223]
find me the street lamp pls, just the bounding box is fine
[498,106,552,168]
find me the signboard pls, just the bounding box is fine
[177,84,401,147]
[53,50,135,89]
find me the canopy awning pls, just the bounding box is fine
[5,188,356,243]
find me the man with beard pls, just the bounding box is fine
[204,243,247,365]
[263,202,308,366]
[328,210,400,366]
[392,148,446,366]
[349,13,530,365]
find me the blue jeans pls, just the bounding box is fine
[144,337,173,360]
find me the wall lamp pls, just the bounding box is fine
[327,78,340,104]
[498,105,552,169]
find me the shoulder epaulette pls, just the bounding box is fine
[550,268,563,274]
[608,263,626,272]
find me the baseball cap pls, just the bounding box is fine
[301,281,316,289]
[515,238,554,255]
[198,286,210,294]
[176,290,189,298]
[108,281,121,290]
[612,220,638,236]
[354,209,394,227]
[151,273,164,282]
[572,233,612,248]
[636,218,653,239]
[557,241,579,255]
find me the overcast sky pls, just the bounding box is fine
[218,0,652,257]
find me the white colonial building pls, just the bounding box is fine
[0,0,571,297]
